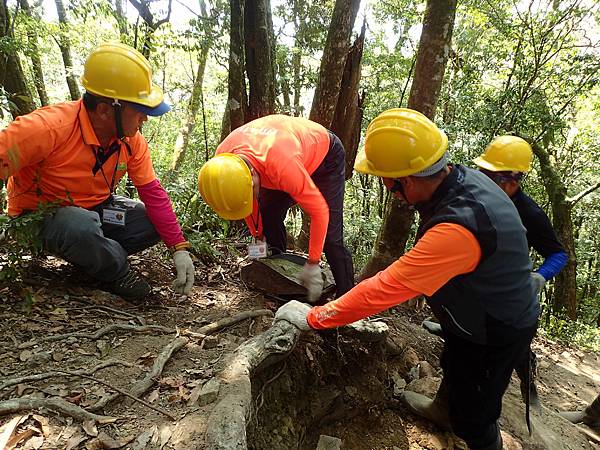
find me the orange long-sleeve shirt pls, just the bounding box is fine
[307,223,482,329]
[216,115,330,261]
[0,100,155,216]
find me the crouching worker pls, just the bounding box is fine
[198,115,354,302]
[0,43,194,301]
[274,109,540,450]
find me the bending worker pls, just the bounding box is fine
[198,115,354,301]
[474,135,568,407]
[0,43,194,301]
[275,108,540,450]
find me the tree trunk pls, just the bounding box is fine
[308,0,361,128]
[360,0,457,280]
[0,0,36,118]
[531,142,578,320]
[221,0,248,141]
[19,0,49,106]
[54,0,81,100]
[297,0,361,252]
[244,0,276,120]
[330,20,366,180]
[169,0,211,174]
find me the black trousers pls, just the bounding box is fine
[442,322,537,449]
[258,132,354,297]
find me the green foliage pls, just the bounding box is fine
[540,315,600,351]
[0,208,48,282]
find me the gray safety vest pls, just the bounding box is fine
[415,165,540,345]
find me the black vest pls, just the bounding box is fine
[415,165,539,345]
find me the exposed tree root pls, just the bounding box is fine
[195,309,273,335]
[0,359,134,393]
[56,370,177,420]
[205,319,301,450]
[18,324,174,349]
[205,318,389,450]
[0,397,117,423]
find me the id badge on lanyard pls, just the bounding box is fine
[247,238,267,259]
[102,206,127,226]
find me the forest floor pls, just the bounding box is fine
[0,248,599,450]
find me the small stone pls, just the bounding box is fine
[418,360,437,378]
[203,336,219,349]
[391,372,407,397]
[197,378,220,406]
[316,435,342,450]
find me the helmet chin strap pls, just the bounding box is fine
[111,99,125,141]
[111,99,132,155]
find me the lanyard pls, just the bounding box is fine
[248,197,262,238]
[91,141,122,195]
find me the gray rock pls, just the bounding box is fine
[316,435,342,450]
[197,378,220,407]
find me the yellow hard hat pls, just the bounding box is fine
[198,154,253,220]
[81,42,169,116]
[473,136,533,172]
[354,108,448,178]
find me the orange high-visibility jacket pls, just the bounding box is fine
[216,115,331,262]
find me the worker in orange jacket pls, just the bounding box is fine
[275,109,540,450]
[0,43,194,301]
[198,115,354,301]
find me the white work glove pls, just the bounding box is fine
[173,250,195,295]
[299,262,323,303]
[530,272,546,297]
[274,300,312,331]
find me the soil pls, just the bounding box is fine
[0,249,599,450]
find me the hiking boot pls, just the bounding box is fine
[109,269,151,302]
[560,394,600,427]
[520,379,541,410]
[401,390,451,430]
[422,319,444,337]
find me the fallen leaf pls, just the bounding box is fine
[32,415,50,437]
[146,389,160,404]
[0,415,24,449]
[82,419,98,437]
[64,392,83,405]
[158,426,172,449]
[159,376,185,388]
[65,434,87,450]
[85,431,133,450]
[19,349,33,361]
[6,429,37,448]
[23,434,44,449]
[130,427,156,450]
[52,351,64,362]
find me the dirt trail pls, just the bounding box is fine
[0,251,598,449]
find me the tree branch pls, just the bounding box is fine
[567,180,600,205]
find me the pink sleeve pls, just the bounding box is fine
[136,179,186,247]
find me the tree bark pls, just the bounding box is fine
[244,0,276,121]
[54,0,81,100]
[531,142,578,320]
[330,20,366,180]
[297,0,361,252]
[221,0,248,141]
[360,0,457,280]
[308,0,361,128]
[0,0,36,118]
[19,0,49,106]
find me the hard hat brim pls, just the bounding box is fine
[473,156,503,172]
[130,100,171,117]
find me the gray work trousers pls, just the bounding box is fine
[41,196,160,282]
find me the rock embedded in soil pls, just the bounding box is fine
[316,434,342,450]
